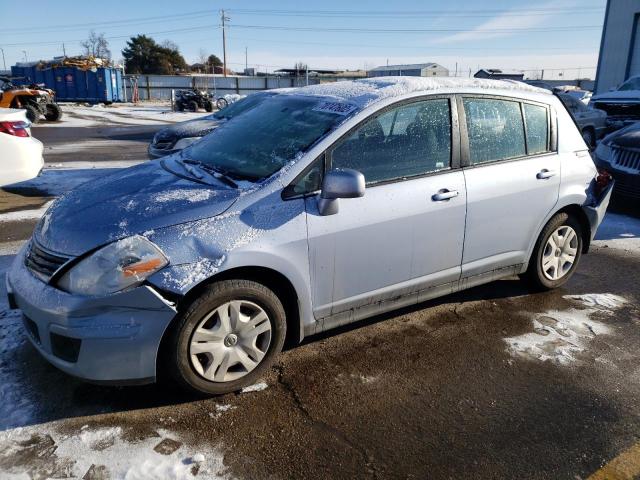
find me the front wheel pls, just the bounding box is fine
[167,279,286,395]
[23,105,39,123]
[204,100,213,112]
[522,212,583,290]
[188,100,199,112]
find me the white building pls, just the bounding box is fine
[367,63,449,78]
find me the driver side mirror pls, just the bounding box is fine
[318,168,365,216]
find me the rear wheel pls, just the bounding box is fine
[23,105,39,123]
[188,100,199,112]
[522,212,583,290]
[44,103,63,121]
[167,279,286,395]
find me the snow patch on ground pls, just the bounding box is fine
[505,308,609,365]
[0,201,53,223]
[241,382,268,393]
[39,103,207,128]
[0,425,228,479]
[505,292,629,365]
[563,293,627,311]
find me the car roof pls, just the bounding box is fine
[276,76,551,109]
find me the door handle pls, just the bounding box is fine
[536,169,556,180]
[432,189,459,201]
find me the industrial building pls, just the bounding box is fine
[594,0,640,93]
[367,63,449,78]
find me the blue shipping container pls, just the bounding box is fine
[10,65,123,103]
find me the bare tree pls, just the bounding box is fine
[294,61,308,74]
[162,40,180,51]
[80,31,111,60]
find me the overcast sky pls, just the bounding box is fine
[0,0,606,79]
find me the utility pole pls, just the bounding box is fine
[245,46,248,71]
[63,43,67,57]
[0,48,6,72]
[22,50,28,62]
[221,9,229,77]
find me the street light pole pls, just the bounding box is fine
[22,50,27,62]
[0,48,6,71]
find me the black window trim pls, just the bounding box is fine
[283,94,462,199]
[457,94,557,169]
[326,94,461,188]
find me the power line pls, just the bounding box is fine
[227,7,605,18]
[227,23,601,34]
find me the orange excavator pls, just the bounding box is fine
[0,76,62,123]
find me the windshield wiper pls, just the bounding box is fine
[175,157,204,179]
[182,158,238,188]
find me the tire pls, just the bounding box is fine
[522,212,583,291]
[216,98,228,110]
[23,105,39,123]
[176,102,185,112]
[167,279,287,395]
[188,100,199,112]
[44,103,63,121]
[204,100,213,112]
[581,129,595,148]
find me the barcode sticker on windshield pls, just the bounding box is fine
[313,101,357,116]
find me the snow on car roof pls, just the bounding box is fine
[280,76,550,108]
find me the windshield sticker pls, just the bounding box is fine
[313,101,357,116]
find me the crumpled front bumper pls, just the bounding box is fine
[6,244,177,384]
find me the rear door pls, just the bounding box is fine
[304,96,467,319]
[458,96,560,277]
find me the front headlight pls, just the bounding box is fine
[173,137,201,150]
[57,236,168,296]
[594,142,612,161]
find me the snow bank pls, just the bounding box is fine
[240,382,268,393]
[284,76,548,109]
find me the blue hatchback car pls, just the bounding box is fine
[7,77,611,395]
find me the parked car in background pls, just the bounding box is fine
[8,77,612,395]
[591,76,640,127]
[594,121,640,199]
[563,89,592,104]
[0,108,43,186]
[148,91,274,158]
[557,93,608,147]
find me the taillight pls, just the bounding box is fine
[595,168,613,196]
[0,121,30,137]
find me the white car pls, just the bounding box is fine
[0,108,43,186]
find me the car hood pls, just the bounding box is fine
[154,117,224,142]
[592,90,640,103]
[34,160,240,256]
[605,122,640,148]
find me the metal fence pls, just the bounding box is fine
[128,75,325,100]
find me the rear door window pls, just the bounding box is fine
[522,103,549,155]
[463,98,526,164]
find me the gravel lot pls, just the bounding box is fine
[1,104,639,480]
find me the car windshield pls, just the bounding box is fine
[189,95,354,180]
[619,78,640,91]
[209,93,272,120]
